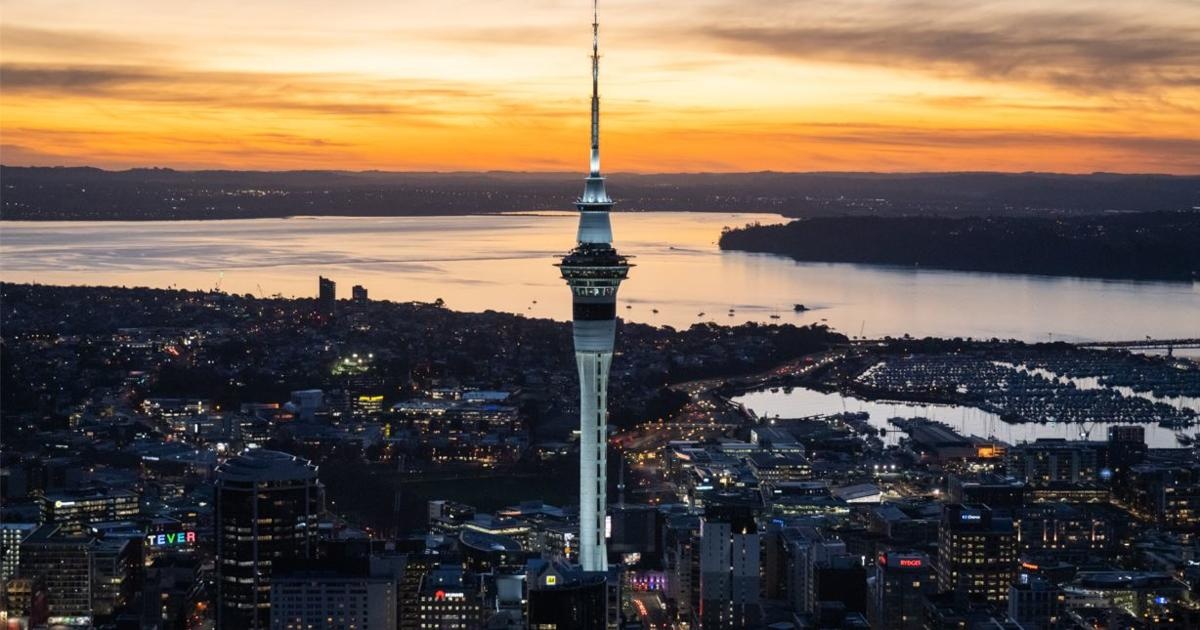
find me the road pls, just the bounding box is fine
[631,591,672,630]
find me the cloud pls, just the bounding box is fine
[693,4,1200,93]
[0,63,576,122]
[0,24,157,60]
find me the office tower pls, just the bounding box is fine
[1005,439,1105,485]
[17,524,94,621]
[937,504,1018,605]
[1016,503,1112,554]
[868,551,935,630]
[608,503,658,557]
[662,513,700,624]
[397,552,438,630]
[352,284,368,304]
[947,474,1026,510]
[1,522,37,585]
[318,276,336,317]
[785,528,846,615]
[90,537,135,618]
[697,494,761,629]
[1124,463,1200,529]
[813,554,867,615]
[527,559,608,630]
[1007,574,1063,630]
[142,555,201,629]
[1106,425,1147,481]
[38,487,140,535]
[270,565,397,630]
[416,565,483,630]
[214,450,323,629]
[556,0,630,573]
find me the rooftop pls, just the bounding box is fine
[214,449,318,483]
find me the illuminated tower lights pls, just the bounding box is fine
[556,0,631,573]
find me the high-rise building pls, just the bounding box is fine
[17,524,94,622]
[416,565,483,630]
[90,537,135,618]
[270,566,397,630]
[697,494,761,629]
[947,474,1026,510]
[318,276,336,317]
[352,284,368,304]
[214,450,323,629]
[937,504,1017,605]
[813,554,867,615]
[38,487,140,535]
[784,527,846,615]
[1123,463,1200,529]
[662,513,700,624]
[526,559,608,630]
[1106,425,1147,482]
[1005,439,1105,485]
[1007,574,1063,630]
[1016,503,1112,555]
[868,551,935,630]
[556,0,631,573]
[1,522,37,585]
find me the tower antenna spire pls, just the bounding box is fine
[589,0,601,177]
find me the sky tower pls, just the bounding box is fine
[557,0,631,573]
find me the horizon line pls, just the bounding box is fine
[2,164,1195,178]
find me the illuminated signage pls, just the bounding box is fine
[545,576,557,586]
[146,531,196,547]
[960,512,982,522]
[898,558,923,568]
[1021,562,1040,571]
[433,590,465,602]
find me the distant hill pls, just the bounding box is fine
[718,212,1200,281]
[1,166,1197,220]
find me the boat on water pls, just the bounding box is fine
[794,304,809,312]
[769,314,781,319]
[652,309,659,314]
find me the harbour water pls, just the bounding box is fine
[732,386,1191,448]
[1,212,1198,343]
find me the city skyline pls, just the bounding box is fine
[3,0,1200,174]
[1,1,1199,628]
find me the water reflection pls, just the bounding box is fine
[2,212,1197,342]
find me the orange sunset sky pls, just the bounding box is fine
[2,0,1198,174]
